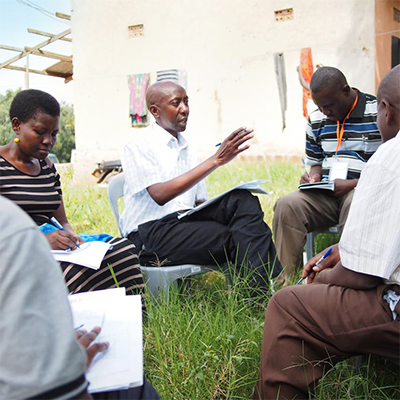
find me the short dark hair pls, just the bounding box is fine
[9,89,60,122]
[377,64,400,108]
[310,66,348,95]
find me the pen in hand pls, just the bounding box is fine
[302,158,311,179]
[50,217,80,250]
[296,247,333,285]
[215,129,248,147]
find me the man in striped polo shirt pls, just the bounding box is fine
[273,66,381,277]
[254,64,399,400]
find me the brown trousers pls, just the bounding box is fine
[253,283,400,400]
[273,190,354,275]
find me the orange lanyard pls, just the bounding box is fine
[335,94,358,154]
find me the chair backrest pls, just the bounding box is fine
[107,172,125,235]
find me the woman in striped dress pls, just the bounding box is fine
[0,89,144,295]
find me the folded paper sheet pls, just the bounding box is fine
[69,288,143,393]
[178,179,270,219]
[51,241,112,270]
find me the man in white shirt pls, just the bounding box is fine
[121,81,282,289]
[254,65,400,400]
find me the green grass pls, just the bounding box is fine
[143,278,270,400]
[61,159,399,400]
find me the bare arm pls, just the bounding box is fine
[52,199,76,234]
[314,261,382,290]
[304,244,382,289]
[47,199,84,250]
[148,127,253,205]
[333,178,358,198]
[45,157,81,237]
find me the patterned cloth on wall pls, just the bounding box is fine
[300,48,314,118]
[128,72,150,127]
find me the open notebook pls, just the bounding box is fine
[298,180,335,191]
[69,288,143,392]
[178,179,271,219]
[51,241,112,270]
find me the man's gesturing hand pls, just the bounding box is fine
[214,127,254,166]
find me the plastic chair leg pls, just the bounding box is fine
[305,232,315,262]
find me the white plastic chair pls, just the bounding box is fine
[107,172,230,299]
[107,171,125,236]
[305,224,340,262]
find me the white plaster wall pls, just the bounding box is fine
[71,0,375,184]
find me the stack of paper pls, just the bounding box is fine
[298,180,335,191]
[51,241,112,270]
[69,288,143,393]
[178,179,271,219]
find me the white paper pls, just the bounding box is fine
[51,241,112,270]
[68,289,143,392]
[178,179,270,219]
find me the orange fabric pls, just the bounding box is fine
[300,48,314,118]
[335,94,359,154]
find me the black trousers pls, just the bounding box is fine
[92,375,160,399]
[129,190,282,288]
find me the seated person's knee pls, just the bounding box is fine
[274,192,302,215]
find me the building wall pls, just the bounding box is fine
[71,0,375,184]
[375,0,400,90]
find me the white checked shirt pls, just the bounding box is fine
[120,123,208,236]
[339,131,400,284]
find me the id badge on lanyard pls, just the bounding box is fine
[331,94,358,181]
[329,158,348,180]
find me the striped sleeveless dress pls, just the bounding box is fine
[0,155,144,295]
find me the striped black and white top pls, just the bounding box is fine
[0,156,62,226]
[305,90,381,179]
[0,155,145,296]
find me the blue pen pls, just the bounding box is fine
[50,217,63,230]
[302,158,311,179]
[216,129,248,147]
[296,247,333,285]
[50,217,80,250]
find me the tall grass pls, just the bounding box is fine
[144,277,270,399]
[61,159,399,400]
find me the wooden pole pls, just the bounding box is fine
[27,28,72,42]
[25,53,29,89]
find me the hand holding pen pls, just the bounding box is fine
[296,247,334,285]
[301,158,311,180]
[300,162,322,184]
[213,127,253,166]
[48,217,83,251]
[215,128,249,147]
